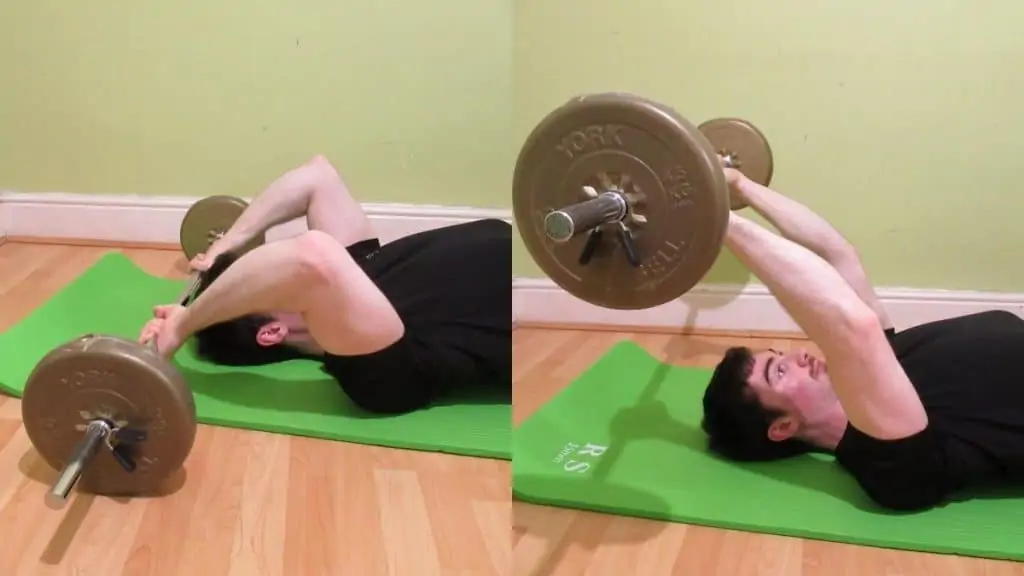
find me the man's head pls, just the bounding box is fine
[190,251,313,366]
[701,345,839,461]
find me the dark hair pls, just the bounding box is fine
[701,346,814,461]
[190,251,307,366]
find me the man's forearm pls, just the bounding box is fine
[724,212,876,347]
[737,177,853,260]
[220,161,322,249]
[179,239,315,337]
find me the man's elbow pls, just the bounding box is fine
[844,304,883,335]
[871,491,943,513]
[865,481,947,513]
[827,299,885,345]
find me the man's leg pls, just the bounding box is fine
[300,155,377,246]
[219,155,377,252]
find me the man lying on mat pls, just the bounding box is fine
[139,154,511,415]
[701,166,1024,512]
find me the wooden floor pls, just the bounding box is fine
[0,242,510,576]
[512,328,1024,576]
[5,241,1024,575]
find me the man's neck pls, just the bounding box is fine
[799,401,849,451]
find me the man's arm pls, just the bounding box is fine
[734,175,893,330]
[178,232,404,356]
[725,213,927,440]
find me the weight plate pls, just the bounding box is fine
[513,93,731,310]
[179,195,265,260]
[22,335,198,497]
[698,117,774,187]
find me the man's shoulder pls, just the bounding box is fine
[834,423,952,511]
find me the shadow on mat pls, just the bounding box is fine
[512,395,679,526]
[511,333,759,575]
[513,360,684,576]
[181,364,510,419]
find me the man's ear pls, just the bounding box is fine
[256,321,288,347]
[767,416,800,442]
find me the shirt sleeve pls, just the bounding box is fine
[883,326,897,348]
[834,423,950,511]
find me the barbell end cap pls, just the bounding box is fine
[543,211,576,243]
[43,491,71,511]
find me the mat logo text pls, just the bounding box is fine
[552,442,608,473]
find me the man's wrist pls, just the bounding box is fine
[176,307,202,342]
[214,232,247,255]
[735,175,758,196]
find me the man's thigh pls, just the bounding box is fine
[302,155,378,248]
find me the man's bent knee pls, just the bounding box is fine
[304,154,342,182]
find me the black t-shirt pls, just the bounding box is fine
[320,218,511,413]
[834,310,1024,511]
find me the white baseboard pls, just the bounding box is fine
[0,191,511,246]
[0,195,7,243]
[514,278,1024,335]
[0,190,521,327]
[3,191,1023,335]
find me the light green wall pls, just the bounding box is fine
[0,0,513,208]
[5,2,1024,292]
[514,1,1024,291]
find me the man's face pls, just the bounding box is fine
[745,347,833,441]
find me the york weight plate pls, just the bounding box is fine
[180,195,265,260]
[513,92,731,310]
[22,335,198,496]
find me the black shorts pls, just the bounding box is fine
[321,219,511,414]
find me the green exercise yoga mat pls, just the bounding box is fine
[0,253,510,460]
[513,341,1024,561]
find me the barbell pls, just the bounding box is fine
[512,92,774,311]
[22,195,264,509]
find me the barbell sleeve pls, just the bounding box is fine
[44,420,112,510]
[719,152,741,171]
[544,192,628,243]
